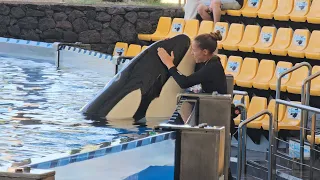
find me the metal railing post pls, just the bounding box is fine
[309,114,316,180]
[237,110,272,180]
[275,62,312,166]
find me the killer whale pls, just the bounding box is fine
[81,34,191,120]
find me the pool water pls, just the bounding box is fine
[0,56,153,169]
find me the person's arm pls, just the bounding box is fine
[168,66,208,89]
[210,0,222,24]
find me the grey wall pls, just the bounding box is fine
[0,3,184,54]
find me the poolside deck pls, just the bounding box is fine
[53,139,175,180]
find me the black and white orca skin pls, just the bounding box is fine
[81,34,191,120]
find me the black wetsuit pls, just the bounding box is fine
[168,55,227,94]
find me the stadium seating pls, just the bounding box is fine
[166,18,186,38]
[310,66,320,96]
[141,46,148,51]
[289,0,311,22]
[235,58,259,88]
[270,28,293,56]
[222,23,245,51]
[269,61,293,91]
[126,44,142,57]
[227,0,248,16]
[138,17,171,41]
[262,99,287,130]
[286,64,310,94]
[197,20,214,35]
[241,0,263,17]
[257,0,278,19]
[183,19,199,40]
[214,22,229,49]
[233,94,250,124]
[306,0,320,24]
[236,96,267,127]
[113,42,128,56]
[304,30,320,60]
[252,60,276,90]
[238,25,261,52]
[217,54,227,69]
[273,0,294,21]
[225,56,243,83]
[254,26,277,54]
[287,29,310,58]
[307,135,320,144]
[278,102,301,130]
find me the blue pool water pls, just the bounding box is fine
[0,56,153,169]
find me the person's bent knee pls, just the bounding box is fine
[197,4,207,13]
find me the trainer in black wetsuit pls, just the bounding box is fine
[157,31,227,95]
[168,56,227,94]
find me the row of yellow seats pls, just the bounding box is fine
[138,17,214,42]
[227,0,320,23]
[113,42,148,57]
[215,22,320,60]
[233,95,320,145]
[217,54,320,95]
[233,96,302,130]
[307,135,320,144]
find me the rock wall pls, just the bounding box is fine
[0,3,184,54]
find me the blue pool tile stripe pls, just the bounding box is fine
[28,132,176,169]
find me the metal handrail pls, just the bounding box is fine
[237,109,273,180]
[300,71,320,164]
[275,99,319,180]
[235,104,247,178]
[274,62,312,165]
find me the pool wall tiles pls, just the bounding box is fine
[28,132,176,169]
[0,37,117,64]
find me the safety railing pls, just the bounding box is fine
[274,100,320,180]
[274,62,312,165]
[237,110,273,180]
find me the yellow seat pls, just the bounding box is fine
[141,46,148,51]
[213,22,229,49]
[273,0,294,21]
[269,61,293,91]
[217,54,227,69]
[307,0,320,24]
[289,0,311,22]
[126,44,142,57]
[227,0,248,16]
[113,42,128,56]
[287,29,310,58]
[235,58,259,88]
[233,95,250,125]
[138,17,171,41]
[183,19,199,40]
[244,97,268,128]
[241,0,263,17]
[278,102,301,130]
[254,26,277,54]
[222,23,245,51]
[307,135,320,144]
[270,28,293,56]
[238,25,261,52]
[252,60,276,90]
[261,99,286,130]
[165,18,185,39]
[197,20,214,35]
[310,66,320,96]
[257,0,278,19]
[304,30,320,60]
[225,56,243,83]
[285,64,309,94]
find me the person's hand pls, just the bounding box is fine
[157,47,175,69]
